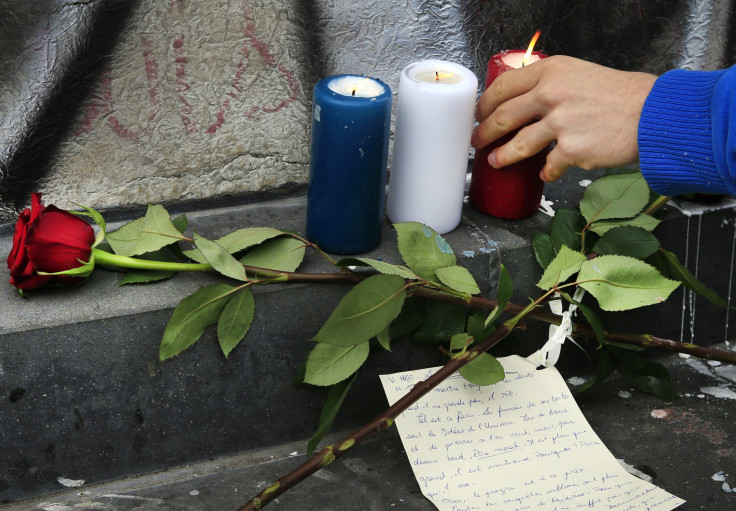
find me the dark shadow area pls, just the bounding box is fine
[293,0,326,95]
[0,0,141,221]
[728,0,736,67]
[464,0,686,75]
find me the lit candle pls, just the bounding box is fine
[386,60,478,235]
[469,31,548,219]
[306,75,392,254]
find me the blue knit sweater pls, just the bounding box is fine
[638,65,736,196]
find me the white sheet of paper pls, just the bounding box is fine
[380,355,684,511]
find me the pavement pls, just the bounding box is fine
[4,347,736,510]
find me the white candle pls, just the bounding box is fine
[386,60,478,234]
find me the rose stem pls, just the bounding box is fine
[235,322,514,511]
[244,266,736,365]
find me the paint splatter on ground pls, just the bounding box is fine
[712,471,734,493]
[567,376,586,386]
[56,477,85,488]
[649,407,728,446]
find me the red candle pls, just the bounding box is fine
[469,42,548,219]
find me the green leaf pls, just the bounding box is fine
[592,226,660,259]
[649,248,731,309]
[314,274,406,346]
[119,270,175,285]
[533,231,556,269]
[337,257,417,280]
[610,347,671,378]
[159,284,236,360]
[537,245,586,291]
[578,256,680,311]
[459,353,505,386]
[574,349,616,394]
[172,214,188,233]
[467,309,496,343]
[589,213,661,236]
[450,333,473,353]
[376,326,392,351]
[550,208,586,252]
[217,227,285,254]
[435,265,481,295]
[395,222,456,282]
[304,342,370,386]
[72,204,107,248]
[194,232,248,281]
[307,374,357,455]
[240,237,306,272]
[217,287,255,357]
[107,205,185,257]
[413,301,467,345]
[484,264,513,327]
[388,297,426,340]
[580,173,650,224]
[184,227,284,263]
[617,365,679,401]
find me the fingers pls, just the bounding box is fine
[471,99,539,149]
[472,65,547,150]
[475,63,543,122]
[539,154,569,182]
[487,120,555,168]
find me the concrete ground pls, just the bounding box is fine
[5,347,736,511]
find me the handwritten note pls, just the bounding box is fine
[380,356,684,511]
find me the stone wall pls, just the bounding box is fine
[0,0,734,221]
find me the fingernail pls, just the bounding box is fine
[488,150,498,168]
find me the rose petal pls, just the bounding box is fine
[11,273,53,290]
[26,207,94,273]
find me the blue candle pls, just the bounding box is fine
[306,75,392,254]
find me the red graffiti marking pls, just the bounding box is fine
[203,1,300,133]
[173,35,198,134]
[73,37,161,139]
[74,1,300,139]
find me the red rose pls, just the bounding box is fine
[7,193,95,290]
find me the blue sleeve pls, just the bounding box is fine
[638,65,736,196]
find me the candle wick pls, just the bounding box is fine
[352,88,356,96]
[435,71,439,82]
[522,62,525,67]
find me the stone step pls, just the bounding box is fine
[2,168,736,504]
[6,350,736,511]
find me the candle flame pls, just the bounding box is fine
[352,77,371,96]
[522,30,541,66]
[434,71,455,82]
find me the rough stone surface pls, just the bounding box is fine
[45,0,311,210]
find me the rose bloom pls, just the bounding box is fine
[7,193,95,290]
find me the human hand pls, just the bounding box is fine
[470,55,657,182]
